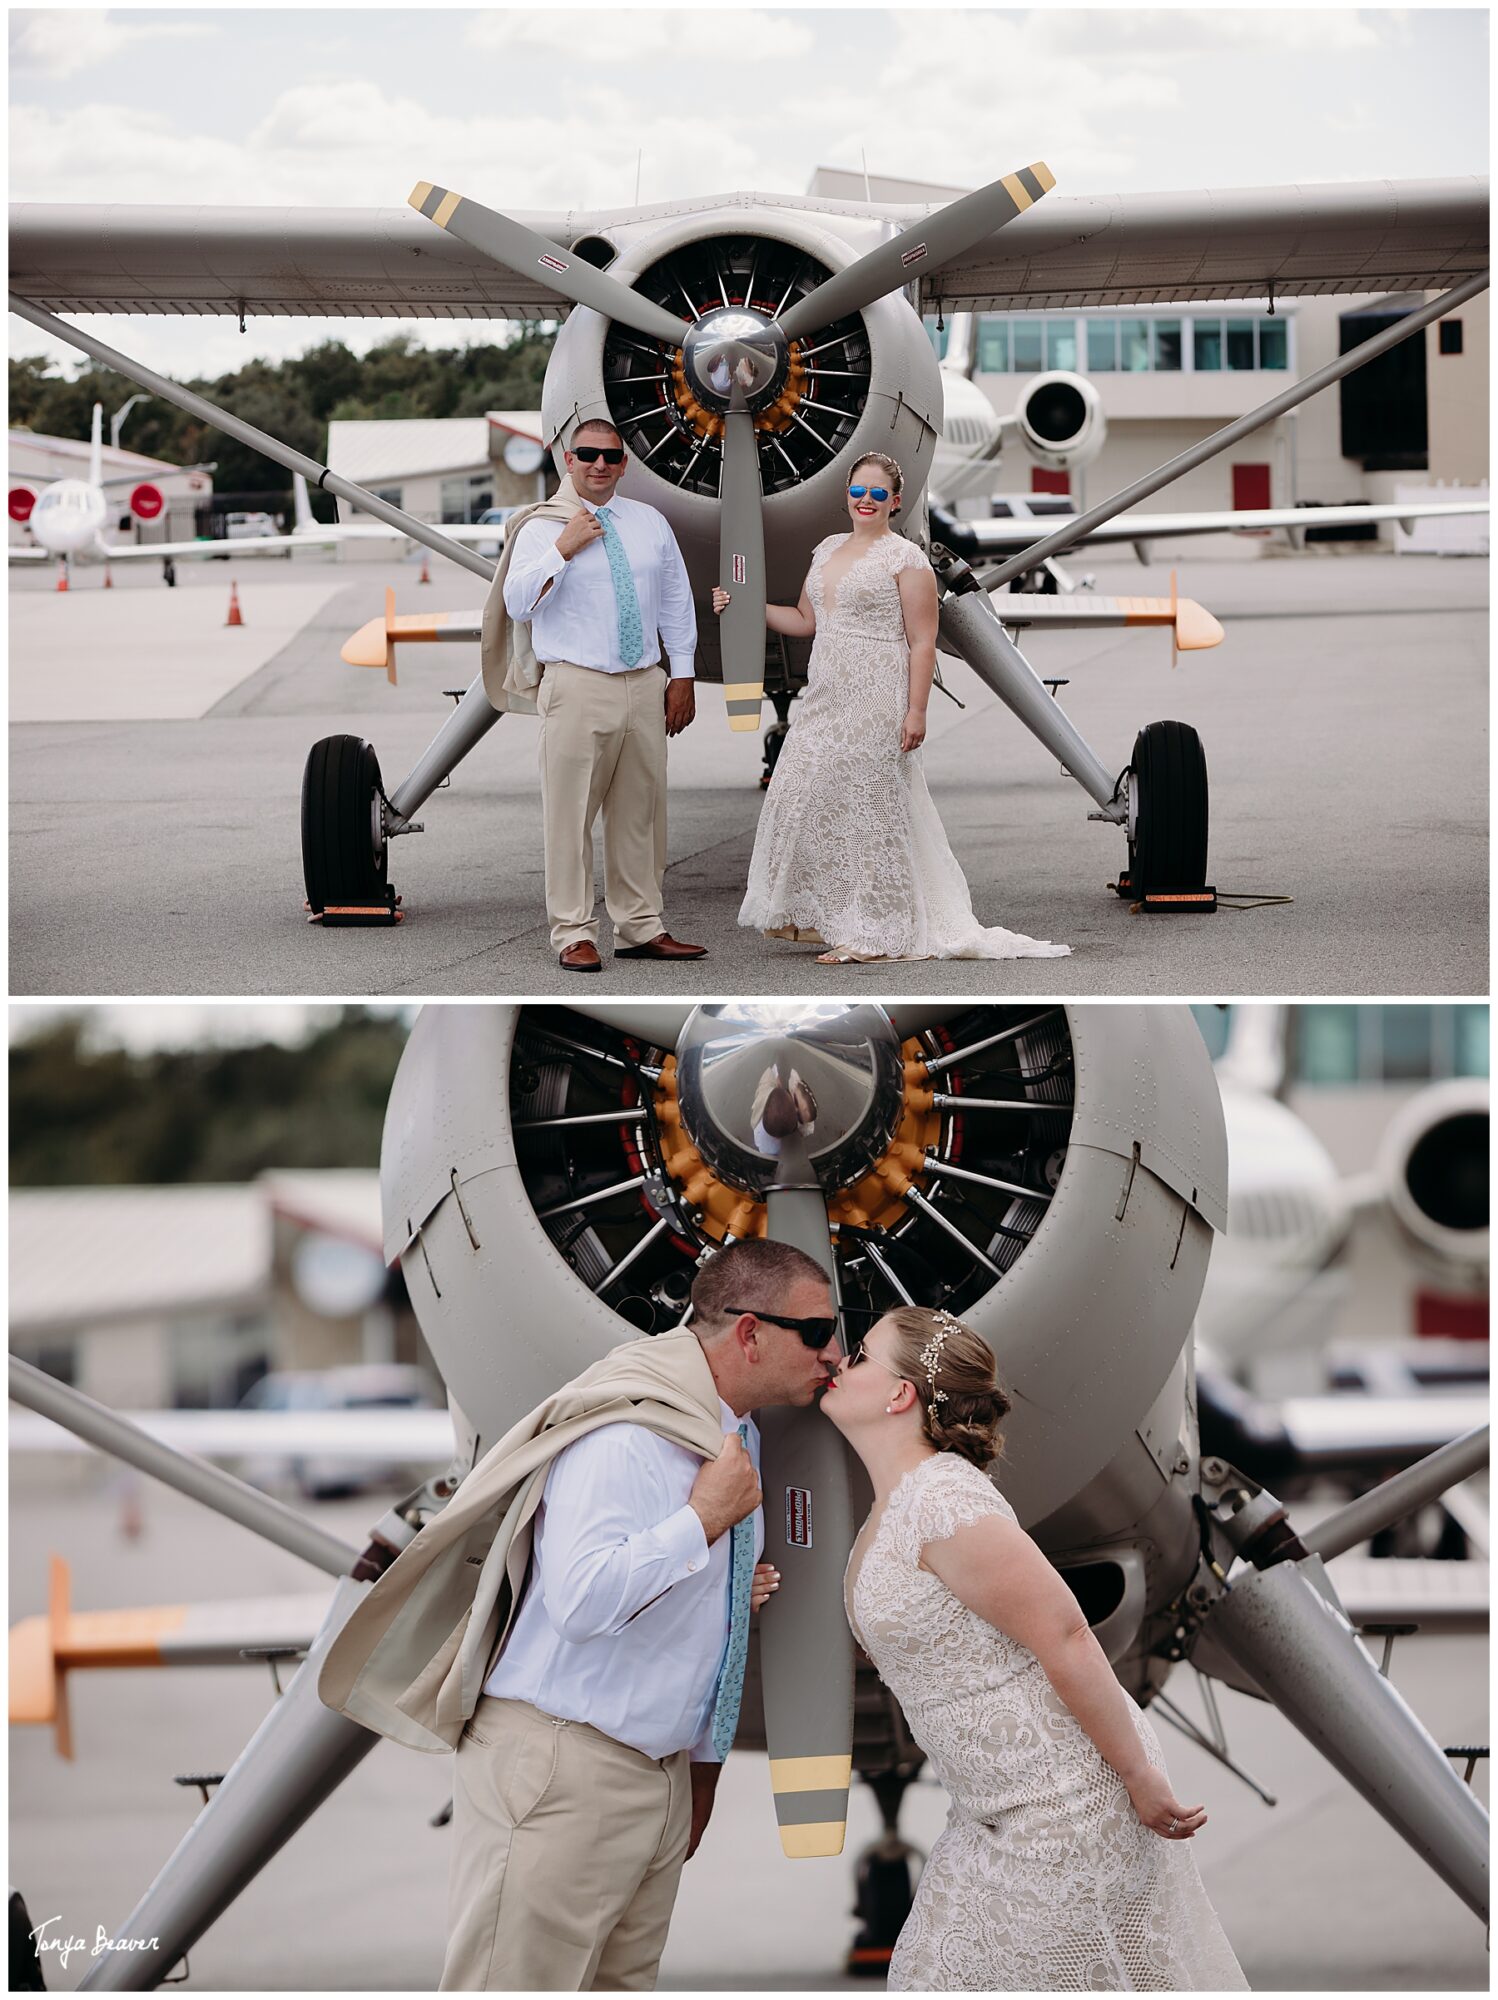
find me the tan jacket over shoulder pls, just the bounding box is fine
[478,473,585,713]
[316,1330,727,1754]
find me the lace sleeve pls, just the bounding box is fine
[893,1458,1011,1564]
[893,536,930,574]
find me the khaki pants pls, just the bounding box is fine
[536,662,668,953]
[439,1696,691,1992]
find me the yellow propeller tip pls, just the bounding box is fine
[1032,162,1056,193]
[778,1822,847,1859]
[408,181,434,211]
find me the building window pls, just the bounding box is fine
[1377,1005,1435,1082]
[1120,321,1150,372]
[1087,320,1118,372]
[1439,320,1464,356]
[1455,1004,1488,1076]
[371,485,403,508]
[976,321,1009,372]
[1152,319,1182,372]
[1226,319,1256,370]
[1194,321,1223,371]
[923,315,950,361]
[441,473,495,524]
[1012,319,1044,373]
[1296,1005,1361,1084]
[1046,321,1078,371]
[1259,318,1288,370]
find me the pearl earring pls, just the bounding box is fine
[885,1404,895,1415]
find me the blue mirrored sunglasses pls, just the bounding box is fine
[848,484,890,502]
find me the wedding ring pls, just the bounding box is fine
[1167,1815,1179,1832]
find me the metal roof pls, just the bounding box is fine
[10,1186,270,1334]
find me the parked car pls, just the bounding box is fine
[474,506,518,558]
[225,511,279,539]
[235,1363,444,1498]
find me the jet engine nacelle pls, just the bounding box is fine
[1015,369,1106,473]
[1379,1079,1489,1290]
[379,1004,1227,1538]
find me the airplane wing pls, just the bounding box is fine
[933,499,1491,560]
[7,523,511,566]
[1324,1554,1489,1637]
[921,177,1489,310]
[9,1406,454,1461]
[9,179,1486,319]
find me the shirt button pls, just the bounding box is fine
[686,1561,698,1573]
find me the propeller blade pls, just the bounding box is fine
[567,1003,693,1049]
[409,183,693,350]
[778,161,1055,343]
[757,1179,858,1857]
[718,386,769,734]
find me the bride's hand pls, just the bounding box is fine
[1125,1766,1207,1839]
[900,708,927,753]
[711,586,730,616]
[750,1561,780,1612]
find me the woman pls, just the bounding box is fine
[713,452,1069,964]
[818,1306,1247,1991]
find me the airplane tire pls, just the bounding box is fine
[301,735,389,916]
[1128,719,1208,894]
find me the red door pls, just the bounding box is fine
[1232,463,1271,510]
[1031,468,1070,496]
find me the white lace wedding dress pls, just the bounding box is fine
[847,1455,1249,1992]
[737,532,1070,959]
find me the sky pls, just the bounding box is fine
[8,7,1489,386]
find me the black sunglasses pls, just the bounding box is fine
[727,1307,841,1350]
[571,445,625,465]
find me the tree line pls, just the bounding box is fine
[10,1010,411,1185]
[8,327,557,501]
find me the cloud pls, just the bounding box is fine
[9,9,212,80]
[465,9,813,63]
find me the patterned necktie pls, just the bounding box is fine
[711,1423,755,1760]
[594,505,644,668]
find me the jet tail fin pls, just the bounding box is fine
[89,403,103,491]
[292,471,315,535]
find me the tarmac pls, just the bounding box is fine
[8,1459,1489,1991]
[8,541,1488,997]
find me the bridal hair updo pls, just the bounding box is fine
[881,1306,1010,1469]
[850,450,904,512]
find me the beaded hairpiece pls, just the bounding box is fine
[918,1308,964,1405]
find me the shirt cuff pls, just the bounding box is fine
[666,656,696,680]
[650,1501,710,1584]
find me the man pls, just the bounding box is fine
[438,1237,838,1989]
[503,417,706,972]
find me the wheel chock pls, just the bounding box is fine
[1132,885,1218,913]
[307,892,404,927]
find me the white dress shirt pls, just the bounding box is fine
[482,1400,762,1761]
[503,494,698,678]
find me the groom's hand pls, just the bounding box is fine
[688,1432,761,1544]
[665,678,696,736]
[687,1760,722,1860]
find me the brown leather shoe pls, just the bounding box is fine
[558,941,602,972]
[614,931,708,961]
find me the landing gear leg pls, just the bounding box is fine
[760,687,796,790]
[163,557,177,588]
[846,1768,925,1978]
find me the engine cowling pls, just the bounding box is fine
[1015,370,1106,473]
[1379,1079,1489,1289]
[380,1004,1226,1534]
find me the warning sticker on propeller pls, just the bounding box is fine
[901,242,929,267]
[732,554,745,584]
[539,254,568,274]
[785,1487,812,1547]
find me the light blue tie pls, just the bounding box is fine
[711,1423,755,1760]
[594,505,644,668]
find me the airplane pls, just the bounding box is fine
[9,1002,1488,1989]
[6,403,529,584]
[8,169,1489,921]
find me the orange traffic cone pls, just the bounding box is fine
[55,565,68,592]
[226,581,244,627]
[418,553,431,585]
[103,568,113,589]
